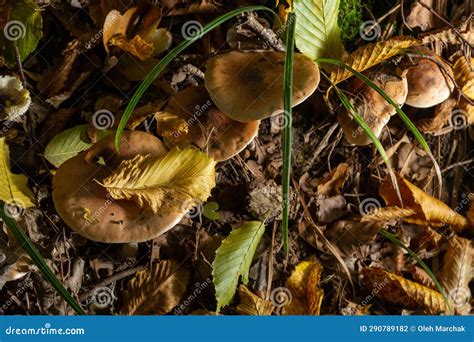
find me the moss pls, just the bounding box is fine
[338,0,365,45]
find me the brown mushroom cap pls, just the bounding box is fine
[204,51,320,122]
[156,86,260,161]
[52,131,184,243]
[338,70,408,146]
[404,48,454,108]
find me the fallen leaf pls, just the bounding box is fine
[406,0,435,31]
[0,137,34,209]
[283,260,324,315]
[417,96,457,133]
[439,236,474,315]
[327,220,382,257]
[121,260,190,315]
[330,36,419,84]
[236,285,274,315]
[101,147,216,214]
[316,163,350,197]
[0,75,31,121]
[361,267,449,314]
[212,221,265,311]
[452,56,474,100]
[380,174,470,232]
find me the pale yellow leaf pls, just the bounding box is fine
[101,147,216,214]
[0,137,34,209]
[452,56,474,100]
[237,285,274,315]
[330,36,419,84]
[121,260,190,315]
[283,260,324,315]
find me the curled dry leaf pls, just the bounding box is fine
[327,220,382,257]
[379,174,470,232]
[452,56,474,100]
[361,267,449,314]
[439,236,474,315]
[236,285,274,315]
[121,260,190,315]
[330,36,419,84]
[417,96,457,133]
[101,147,216,215]
[316,163,350,197]
[283,260,324,315]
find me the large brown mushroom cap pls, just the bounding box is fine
[338,70,408,146]
[52,131,183,243]
[156,86,260,161]
[404,48,454,108]
[204,51,320,122]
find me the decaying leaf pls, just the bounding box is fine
[380,174,470,232]
[361,267,449,314]
[101,147,216,214]
[316,163,350,197]
[121,260,190,315]
[236,285,274,315]
[406,0,435,31]
[0,137,34,209]
[439,236,474,315]
[44,125,112,167]
[330,36,419,84]
[294,0,344,62]
[212,221,265,311]
[327,220,382,257]
[417,96,457,133]
[452,56,474,100]
[283,260,324,315]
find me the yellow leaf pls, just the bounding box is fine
[379,174,470,231]
[283,260,324,315]
[121,260,190,315]
[452,56,474,100]
[330,36,419,84]
[439,236,474,315]
[361,267,449,314]
[109,35,154,61]
[101,147,216,214]
[237,285,274,315]
[0,137,34,209]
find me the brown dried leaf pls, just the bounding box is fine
[380,174,470,231]
[361,267,449,313]
[121,260,190,315]
[452,56,474,100]
[361,206,416,222]
[439,236,474,315]
[317,163,350,197]
[409,266,435,289]
[236,285,274,315]
[283,261,324,315]
[417,96,457,133]
[330,36,419,84]
[327,220,381,257]
[406,0,435,31]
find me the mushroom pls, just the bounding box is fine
[337,68,408,146]
[52,131,184,243]
[0,75,31,121]
[204,51,320,122]
[156,85,260,161]
[403,47,454,108]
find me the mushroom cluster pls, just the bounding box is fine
[338,47,455,145]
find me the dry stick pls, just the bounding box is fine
[14,45,27,87]
[244,13,285,52]
[302,122,339,173]
[78,265,146,302]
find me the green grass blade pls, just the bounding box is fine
[316,57,442,194]
[379,229,450,309]
[0,204,86,314]
[282,12,296,255]
[115,5,279,151]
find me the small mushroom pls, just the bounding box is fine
[156,86,260,161]
[0,75,31,121]
[338,69,408,146]
[403,47,454,108]
[52,131,184,243]
[204,51,320,122]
